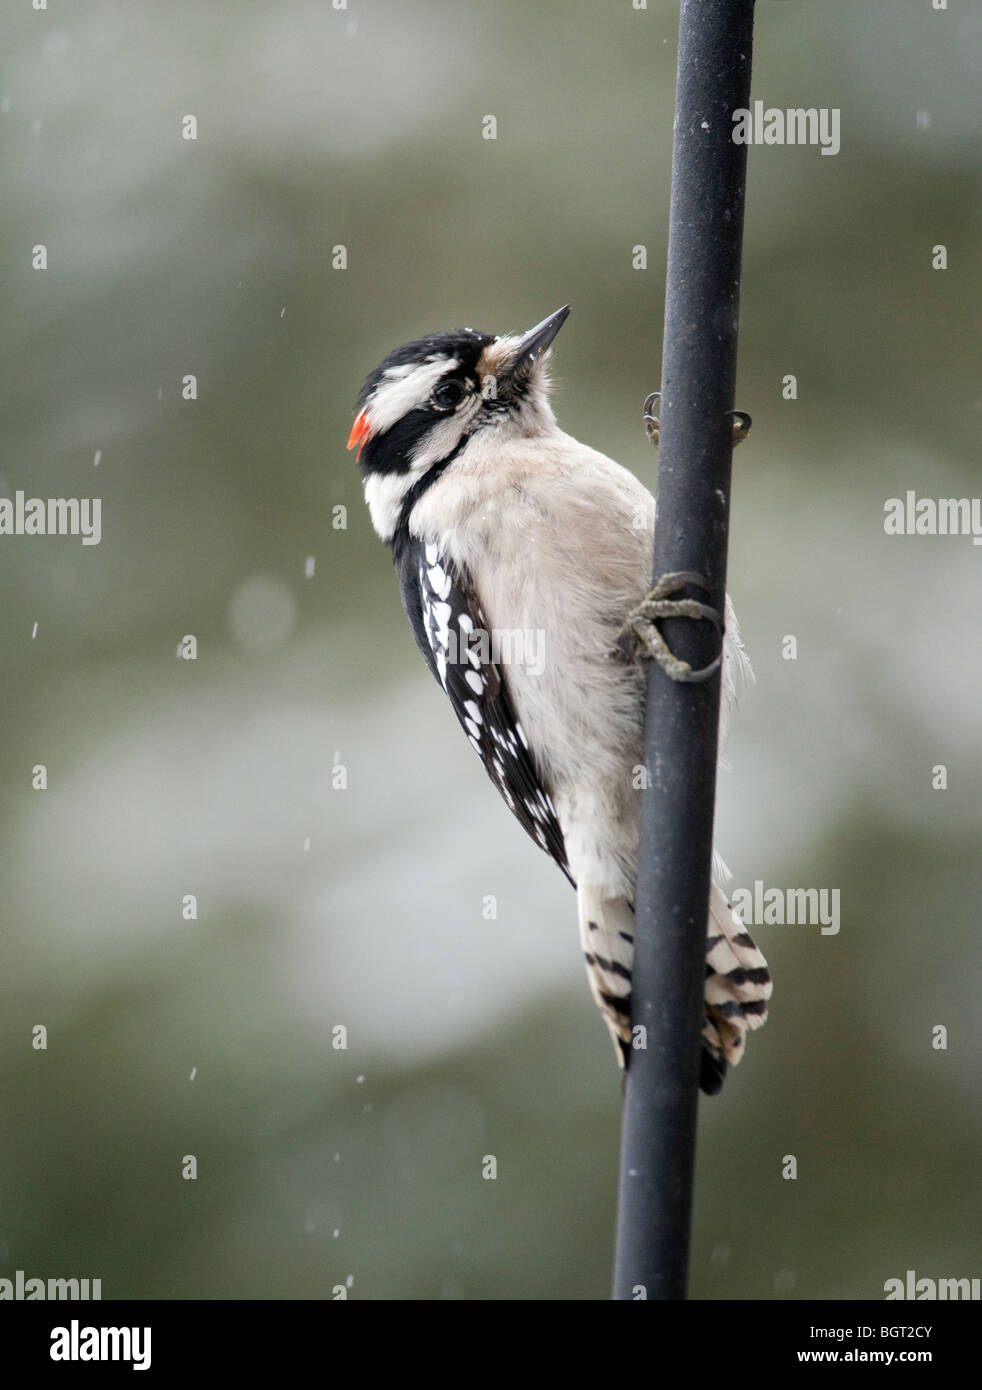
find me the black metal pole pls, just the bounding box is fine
[612,0,756,1300]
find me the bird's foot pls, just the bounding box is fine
[618,571,723,683]
[726,409,752,446]
[643,393,752,449]
[642,392,661,445]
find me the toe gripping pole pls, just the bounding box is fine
[612,0,757,1301]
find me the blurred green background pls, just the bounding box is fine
[2,0,980,1300]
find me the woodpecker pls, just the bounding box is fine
[348,305,771,1093]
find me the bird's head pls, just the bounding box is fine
[348,305,570,541]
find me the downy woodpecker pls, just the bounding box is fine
[348,305,770,1093]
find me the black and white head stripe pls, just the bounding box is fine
[354,329,495,477]
[396,532,572,883]
[350,330,493,543]
[351,321,563,543]
[356,330,495,415]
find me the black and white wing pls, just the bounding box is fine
[395,535,572,884]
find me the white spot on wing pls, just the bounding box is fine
[427,565,451,600]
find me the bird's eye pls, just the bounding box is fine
[432,379,466,410]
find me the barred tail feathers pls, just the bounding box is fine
[703,879,772,1070]
[576,884,636,1060]
[575,880,772,1087]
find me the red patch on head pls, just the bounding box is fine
[346,408,372,459]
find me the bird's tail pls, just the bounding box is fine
[701,880,771,1090]
[576,880,771,1094]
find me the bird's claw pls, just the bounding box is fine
[619,571,723,683]
[642,394,752,449]
[726,409,753,446]
[642,392,661,445]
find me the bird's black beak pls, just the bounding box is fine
[512,305,571,371]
